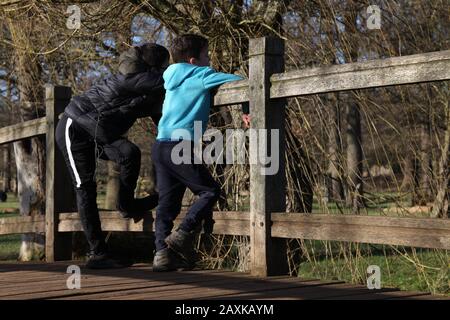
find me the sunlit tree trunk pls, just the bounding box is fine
[8,17,46,261]
[431,100,450,218]
[327,93,344,202]
[416,121,433,205]
[345,99,364,212]
[104,16,133,209]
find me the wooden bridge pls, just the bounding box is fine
[1,261,448,300]
[0,37,449,300]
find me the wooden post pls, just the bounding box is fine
[249,37,288,276]
[45,85,75,261]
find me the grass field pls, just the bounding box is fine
[0,193,21,260]
[296,242,449,295]
[0,234,21,260]
[0,192,106,261]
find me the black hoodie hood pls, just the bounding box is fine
[118,47,148,75]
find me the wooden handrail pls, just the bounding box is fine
[213,79,249,106]
[0,117,47,145]
[55,211,450,250]
[270,49,450,98]
[1,51,449,145]
[0,215,45,235]
[271,213,450,250]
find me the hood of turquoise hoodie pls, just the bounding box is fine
[163,63,200,90]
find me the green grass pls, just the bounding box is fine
[0,192,19,215]
[0,192,108,262]
[0,193,21,261]
[296,243,449,295]
[238,192,415,216]
[0,234,21,261]
[311,191,414,216]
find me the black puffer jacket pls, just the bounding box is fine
[64,48,165,144]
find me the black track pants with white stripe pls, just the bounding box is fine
[55,113,141,254]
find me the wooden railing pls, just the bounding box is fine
[1,37,449,277]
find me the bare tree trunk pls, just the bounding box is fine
[416,121,433,205]
[2,145,12,192]
[2,81,13,193]
[400,154,421,206]
[400,155,415,191]
[285,144,313,213]
[8,17,46,261]
[14,138,46,260]
[345,99,364,212]
[327,93,344,201]
[104,161,121,209]
[337,4,365,213]
[285,105,313,213]
[431,101,450,218]
[104,16,134,210]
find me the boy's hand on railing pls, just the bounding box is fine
[242,114,251,128]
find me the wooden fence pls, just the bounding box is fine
[1,37,449,277]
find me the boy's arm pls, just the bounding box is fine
[203,68,250,127]
[202,68,243,90]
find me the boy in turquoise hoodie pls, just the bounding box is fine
[151,34,249,271]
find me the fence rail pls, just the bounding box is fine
[55,211,450,250]
[0,38,449,277]
[213,79,249,106]
[0,215,45,235]
[3,210,449,250]
[271,49,450,98]
[0,117,47,145]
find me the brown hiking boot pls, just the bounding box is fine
[152,247,195,272]
[165,228,196,261]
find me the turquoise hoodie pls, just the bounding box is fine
[157,63,243,141]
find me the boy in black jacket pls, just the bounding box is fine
[55,43,168,269]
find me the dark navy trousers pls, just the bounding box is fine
[151,140,220,252]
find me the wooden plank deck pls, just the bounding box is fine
[0,261,448,300]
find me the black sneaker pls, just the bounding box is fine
[85,252,131,269]
[133,194,159,211]
[165,228,196,261]
[119,194,158,221]
[152,248,177,272]
[119,210,150,223]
